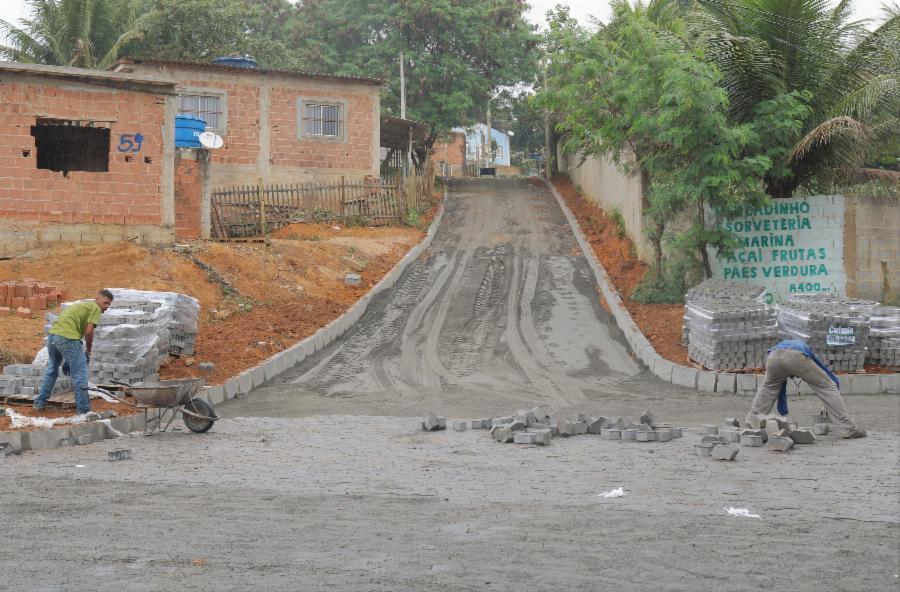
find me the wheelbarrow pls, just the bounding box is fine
[110,378,217,434]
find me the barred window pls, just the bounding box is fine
[179,93,223,131]
[303,103,342,137]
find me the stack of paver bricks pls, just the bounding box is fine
[0,279,64,317]
[683,280,776,370]
[865,306,899,369]
[777,297,871,372]
[47,289,200,386]
[0,363,71,398]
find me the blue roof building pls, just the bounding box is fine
[452,124,511,167]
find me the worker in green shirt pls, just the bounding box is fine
[33,289,114,415]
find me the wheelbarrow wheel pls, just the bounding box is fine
[183,398,217,433]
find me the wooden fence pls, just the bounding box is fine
[211,163,434,239]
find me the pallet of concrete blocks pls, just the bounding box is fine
[0,364,72,397]
[685,300,778,370]
[682,279,767,346]
[866,306,900,369]
[777,299,871,372]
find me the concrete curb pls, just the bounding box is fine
[0,184,449,454]
[541,177,896,396]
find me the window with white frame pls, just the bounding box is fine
[298,99,345,140]
[178,92,224,131]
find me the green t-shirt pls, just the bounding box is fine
[50,301,102,340]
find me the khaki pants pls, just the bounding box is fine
[746,349,858,435]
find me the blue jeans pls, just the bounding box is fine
[35,334,90,414]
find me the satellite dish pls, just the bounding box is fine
[199,132,224,149]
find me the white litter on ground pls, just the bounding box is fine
[5,408,92,429]
[725,507,762,519]
[99,419,124,438]
[597,487,627,498]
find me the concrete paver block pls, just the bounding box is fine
[621,429,636,441]
[736,374,758,395]
[740,434,763,447]
[812,424,829,435]
[700,425,718,435]
[0,431,25,453]
[711,444,739,461]
[601,429,621,440]
[492,427,514,443]
[76,434,94,445]
[532,429,552,445]
[701,435,726,444]
[789,429,816,444]
[513,431,536,444]
[635,430,657,442]
[587,417,605,434]
[422,413,445,432]
[670,428,683,438]
[716,373,737,393]
[695,443,714,457]
[880,373,899,394]
[671,365,698,389]
[720,429,740,443]
[657,429,672,442]
[767,436,794,452]
[450,420,467,431]
[697,371,717,393]
[108,448,131,461]
[652,357,675,383]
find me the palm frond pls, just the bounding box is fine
[788,115,869,165]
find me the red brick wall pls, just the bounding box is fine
[174,155,202,239]
[269,86,374,171]
[181,78,260,166]
[0,81,165,226]
[433,132,466,168]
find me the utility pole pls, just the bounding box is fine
[543,60,551,180]
[485,100,492,168]
[399,51,406,119]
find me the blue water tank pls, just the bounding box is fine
[213,56,258,69]
[175,115,206,148]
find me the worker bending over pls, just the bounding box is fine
[33,289,114,415]
[745,339,866,439]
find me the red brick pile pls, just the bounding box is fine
[0,279,64,318]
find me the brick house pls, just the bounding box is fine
[0,61,178,253]
[113,59,383,186]
[432,131,466,177]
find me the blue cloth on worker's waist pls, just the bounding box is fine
[768,340,839,415]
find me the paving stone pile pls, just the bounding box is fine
[0,363,71,398]
[682,279,767,346]
[866,306,900,369]
[776,301,871,372]
[685,300,778,370]
[46,289,200,386]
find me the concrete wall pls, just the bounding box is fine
[0,75,176,252]
[121,64,381,186]
[844,194,900,304]
[556,147,651,261]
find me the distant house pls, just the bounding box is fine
[113,58,384,186]
[431,130,466,176]
[452,124,511,167]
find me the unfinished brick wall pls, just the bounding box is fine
[268,85,375,171]
[0,81,166,226]
[434,132,466,168]
[174,153,203,239]
[180,78,260,167]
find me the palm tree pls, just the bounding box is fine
[694,0,900,197]
[0,0,150,69]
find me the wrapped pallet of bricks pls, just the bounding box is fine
[866,306,900,369]
[776,300,871,372]
[48,289,200,385]
[682,279,767,346]
[685,299,778,370]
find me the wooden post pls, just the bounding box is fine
[258,177,267,236]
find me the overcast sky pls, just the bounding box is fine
[0,0,890,37]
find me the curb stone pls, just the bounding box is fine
[540,177,893,396]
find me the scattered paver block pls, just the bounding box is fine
[766,415,790,430]
[603,417,627,430]
[532,429,552,446]
[76,434,94,446]
[199,362,215,372]
[711,444,739,461]
[767,436,794,452]
[670,428,683,438]
[701,435,726,444]
[621,429,636,441]
[451,420,468,431]
[634,423,653,432]
[740,428,767,443]
[720,429,740,443]
[108,448,132,461]
[789,429,816,444]
[700,425,718,435]
[514,431,537,445]
[587,417,605,434]
[812,424,829,435]
[491,416,513,428]
[657,429,672,442]
[601,429,621,440]
[422,413,446,432]
[344,273,362,286]
[695,443,714,457]
[492,427,514,443]
[469,419,489,429]
[635,430,657,442]
[740,435,763,447]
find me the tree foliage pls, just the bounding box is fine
[0,0,149,68]
[540,10,808,280]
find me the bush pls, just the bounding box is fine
[631,257,701,304]
[610,207,626,238]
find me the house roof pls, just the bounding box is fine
[0,60,176,94]
[380,115,429,150]
[115,58,384,86]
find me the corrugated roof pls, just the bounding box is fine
[0,60,176,93]
[115,58,384,86]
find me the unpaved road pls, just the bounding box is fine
[3,179,898,591]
